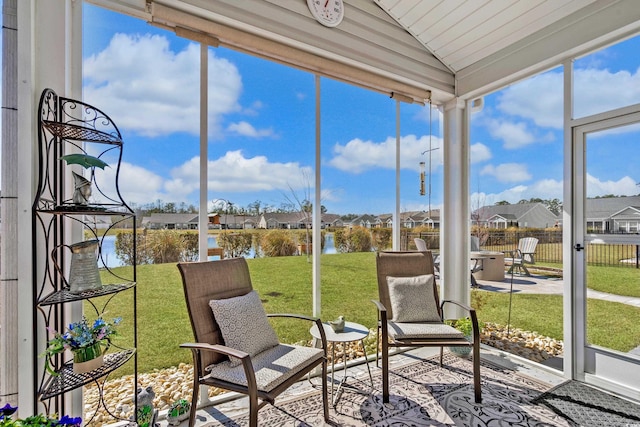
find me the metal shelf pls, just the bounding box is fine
[41,120,122,145]
[39,349,135,400]
[38,283,135,306]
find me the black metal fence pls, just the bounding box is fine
[408,230,640,269]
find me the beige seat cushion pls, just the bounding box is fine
[387,321,464,340]
[206,344,324,392]
[387,274,440,322]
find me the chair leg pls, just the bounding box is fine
[375,325,380,368]
[188,380,199,427]
[439,346,444,366]
[322,359,330,422]
[382,339,389,403]
[249,392,259,427]
[472,339,482,403]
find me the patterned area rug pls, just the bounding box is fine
[532,380,640,427]
[212,353,574,426]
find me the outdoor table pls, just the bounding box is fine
[309,321,373,406]
[471,251,505,283]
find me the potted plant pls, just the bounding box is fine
[446,317,483,357]
[0,403,81,427]
[41,315,121,375]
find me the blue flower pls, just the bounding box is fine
[0,403,18,420]
[56,414,82,426]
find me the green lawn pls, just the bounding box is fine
[93,252,640,376]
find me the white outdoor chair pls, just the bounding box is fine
[505,237,539,276]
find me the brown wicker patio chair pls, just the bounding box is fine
[177,258,329,427]
[372,251,482,404]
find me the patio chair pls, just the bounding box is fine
[177,258,329,427]
[470,236,482,287]
[505,237,539,276]
[414,237,440,277]
[372,251,482,404]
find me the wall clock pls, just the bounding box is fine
[307,0,344,28]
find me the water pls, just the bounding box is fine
[99,232,337,266]
[100,235,124,268]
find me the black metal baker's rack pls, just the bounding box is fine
[31,88,137,424]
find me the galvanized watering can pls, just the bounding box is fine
[52,239,102,293]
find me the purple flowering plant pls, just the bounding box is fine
[41,315,122,375]
[0,403,81,427]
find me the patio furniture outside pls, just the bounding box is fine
[506,237,539,276]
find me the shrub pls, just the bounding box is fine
[217,231,253,258]
[115,230,152,265]
[334,226,372,253]
[260,230,298,257]
[115,230,199,265]
[371,228,392,251]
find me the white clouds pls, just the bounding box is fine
[586,173,638,197]
[496,66,640,129]
[328,134,443,173]
[497,71,563,128]
[164,151,312,198]
[94,161,166,205]
[83,33,242,137]
[480,163,531,183]
[574,68,640,117]
[227,121,275,138]
[470,142,491,163]
[486,119,535,149]
[93,151,313,205]
[472,173,637,207]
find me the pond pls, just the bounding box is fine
[100,232,337,267]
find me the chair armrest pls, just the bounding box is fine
[440,301,481,342]
[180,342,249,360]
[441,299,473,313]
[180,343,259,392]
[372,299,389,338]
[267,313,328,351]
[371,299,387,315]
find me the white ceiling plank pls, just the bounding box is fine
[412,0,485,41]
[457,0,640,97]
[388,0,423,20]
[427,0,516,52]
[434,0,547,61]
[447,0,588,70]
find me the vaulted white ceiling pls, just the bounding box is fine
[374,0,598,73]
[89,0,640,100]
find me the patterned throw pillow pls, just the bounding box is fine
[387,274,440,323]
[209,290,279,366]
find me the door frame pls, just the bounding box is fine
[570,103,640,398]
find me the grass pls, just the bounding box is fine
[91,252,640,376]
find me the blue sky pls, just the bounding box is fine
[79,5,640,215]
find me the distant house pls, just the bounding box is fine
[345,214,378,229]
[84,215,113,230]
[259,212,309,229]
[586,196,640,233]
[141,213,199,230]
[320,213,344,228]
[375,210,440,229]
[472,203,557,229]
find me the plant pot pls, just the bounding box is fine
[449,336,472,357]
[73,343,104,373]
